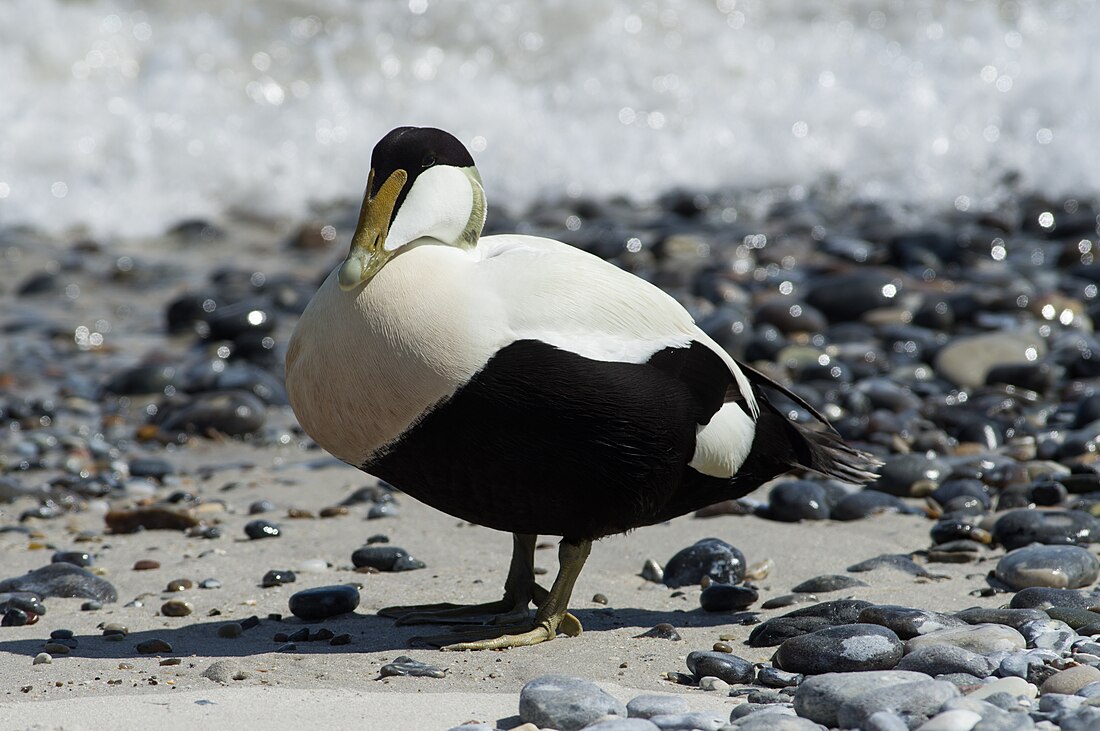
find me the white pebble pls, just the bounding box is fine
[966,675,1037,700]
[124,478,157,497]
[698,676,730,692]
[33,653,52,665]
[915,709,982,731]
[296,558,328,573]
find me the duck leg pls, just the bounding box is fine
[424,539,591,651]
[379,533,547,626]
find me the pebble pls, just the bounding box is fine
[699,583,758,611]
[202,659,246,683]
[766,481,831,522]
[217,623,242,638]
[858,605,967,639]
[906,624,1027,654]
[757,667,803,688]
[895,644,996,678]
[934,330,1047,389]
[848,554,944,579]
[874,453,949,497]
[1009,587,1100,610]
[775,624,904,674]
[793,670,933,726]
[133,559,160,571]
[1040,664,1100,696]
[661,538,745,588]
[995,544,1100,590]
[838,679,961,730]
[288,585,360,620]
[42,642,70,655]
[244,519,281,539]
[350,546,425,572]
[51,551,93,568]
[161,599,193,617]
[966,676,1037,700]
[33,652,52,665]
[518,675,627,731]
[831,490,913,521]
[992,509,1097,551]
[0,563,117,603]
[582,721,660,731]
[261,569,296,587]
[105,507,199,533]
[685,651,755,684]
[379,655,446,679]
[135,638,173,654]
[626,695,690,719]
[698,676,729,692]
[727,715,822,731]
[635,623,682,641]
[647,711,726,730]
[791,575,869,593]
[954,607,1050,628]
[155,390,267,436]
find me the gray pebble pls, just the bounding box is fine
[626,695,690,719]
[519,675,626,731]
[582,720,659,731]
[793,671,932,726]
[906,624,1026,654]
[790,575,868,593]
[995,545,1099,590]
[33,652,51,665]
[859,605,967,639]
[836,679,960,729]
[726,715,822,731]
[648,712,726,730]
[955,607,1049,629]
[757,666,803,688]
[896,644,996,677]
[1018,618,1077,654]
[0,563,117,603]
[379,655,445,679]
[686,651,754,684]
[862,711,909,731]
[202,659,246,683]
[776,624,903,674]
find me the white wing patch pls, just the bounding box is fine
[689,401,757,478]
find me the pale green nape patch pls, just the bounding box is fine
[459,167,487,249]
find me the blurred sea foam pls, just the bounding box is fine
[2,0,1098,237]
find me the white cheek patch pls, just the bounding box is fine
[384,166,474,251]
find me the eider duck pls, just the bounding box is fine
[285,126,878,650]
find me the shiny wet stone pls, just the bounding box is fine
[873,453,949,497]
[775,624,903,674]
[155,390,266,436]
[350,546,425,572]
[766,481,831,522]
[519,675,627,731]
[1008,587,1100,610]
[51,551,93,568]
[288,585,360,620]
[791,575,868,593]
[161,599,193,617]
[830,490,913,521]
[379,655,445,678]
[699,583,757,611]
[995,544,1100,590]
[661,537,745,588]
[992,509,1097,551]
[0,563,117,603]
[244,519,281,539]
[685,650,754,684]
[261,569,296,587]
[856,605,966,639]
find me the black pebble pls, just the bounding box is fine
[791,575,868,593]
[634,623,682,641]
[245,520,281,539]
[662,537,745,588]
[288,585,361,621]
[686,650,755,684]
[261,570,296,587]
[379,655,446,678]
[51,551,93,568]
[351,546,425,572]
[700,583,758,612]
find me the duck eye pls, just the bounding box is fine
[421,154,436,168]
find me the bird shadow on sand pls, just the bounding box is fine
[0,605,757,660]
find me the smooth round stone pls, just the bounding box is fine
[217,623,242,638]
[992,509,1097,551]
[995,544,1099,590]
[155,390,266,436]
[662,538,745,588]
[831,490,912,521]
[954,607,1049,628]
[136,638,172,654]
[804,270,901,322]
[912,709,983,731]
[519,675,627,731]
[934,331,1047,389]
[848,555,941,579]
[791,575,868,593]
[859,605,967,639]
[965,676,1037,700]
[42,642,70,655]
[750,598,874,647]
[905,624,1026,654]
[626,694,690,719]
[288,585,360,621]
[647,712,725,730]
[685,651,754,684]
[728,716,824,731]
[33,652,52,665]
[698,676,729,693]
[248,499,276,514]
[581,721,659,731]
[767,481,831,522]
[1019,618,1077,654]
[161,599,193,617]
[793,671,933,726]
[699,583,757,612]
[261,570,296,587]
[837,680,960,730]
[873,454,949,497]
[756,667,803,688]
[296,558,328,573]
[776,624,903,675]
[166,578,193,592]
[1040,665,1100,696]
[0,563,117,603]
[199,578,222,590]
[51,551,93,568]
[895,644,995,678]
[930,479,992,511]
[244,520,281,540]
[379,655,445,679]
[1009,587,1100,610]
[350,546,425,572]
